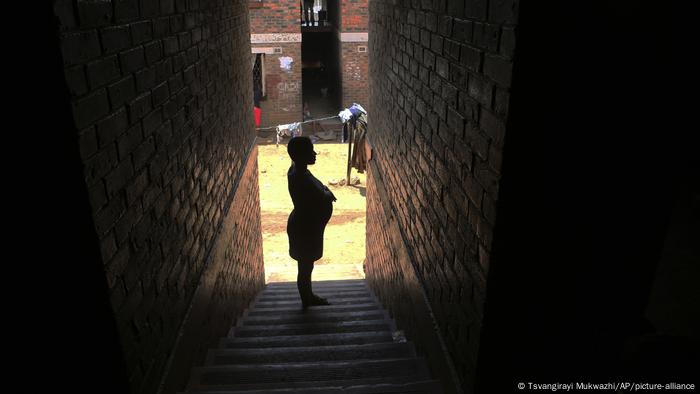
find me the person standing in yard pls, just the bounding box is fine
[287,136,336,308]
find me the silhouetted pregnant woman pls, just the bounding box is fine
[286,137,337,308]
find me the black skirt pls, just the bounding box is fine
[287,200,332,261]
[287,165,333,261]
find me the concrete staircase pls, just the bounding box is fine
[182,279,442,393]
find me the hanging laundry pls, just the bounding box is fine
[339,103,367,124]
[338,108,353,123]
[348,103,367,117]
[350,114,368,173]
[253,106,261,127]
[276,122,302,146]
[351,103,367,114]
[279,56,293,71]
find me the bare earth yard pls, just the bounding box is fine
[257,142,367,283]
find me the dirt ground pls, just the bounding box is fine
[257,140,367,283]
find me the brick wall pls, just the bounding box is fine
[52,0,265,393]
[159,147,265,393]
[340,0,369,32]
[366,0,518,392]
[338,0,368,111]
[249,1,302,127]
[341,42,369,108]
[249,0,300,33]
[366,161,461,394]
[253,42,303,127]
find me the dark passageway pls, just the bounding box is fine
[302,31,341,120]
[45,0,696,393]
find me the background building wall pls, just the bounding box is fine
[251,40,303,127]
[340,0,369,31]
[339,0,369,108]
[250,1,302,127]
[340,38,369,108]
[52,1,265,392]
[365,0,518,392]
[249,0,300,33]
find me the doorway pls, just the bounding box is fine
[301,32,341,122]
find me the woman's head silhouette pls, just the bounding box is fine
[287,136,316,165]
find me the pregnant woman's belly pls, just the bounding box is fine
[319,199,333,225]
[288,200,332,232]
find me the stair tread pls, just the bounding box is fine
[189,358,431,388]
[242,310,385,325]
[263,284,368,290]
[232,319,392,337]
[262,286,369,293]
[220,331,394,348]
[264,285,367,292]
[207,342,415,365]
[186,377,437,393]
[182,280,442,393]
[247,303,380,315]
[254,297,376,308]
[258,291,372,301]
[266,280,366,287]
[195,357,426,370]
[183,379,442,393]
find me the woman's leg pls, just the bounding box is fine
[297,258,314,302]
[297,258,331,307]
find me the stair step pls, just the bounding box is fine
[246,303,380,316]
[261,285,367,294]
[266,280,366,288]
[254,297,375,309]
[206,342,415,365]
[242,310,385,326]
[233,319,391,337]
[262,285,369,294]
[220,331,393,349]
[181,279,442,394]
[188,358,431,388]
[183,379,442,393]
[258,290,371,301]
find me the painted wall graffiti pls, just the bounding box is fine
[257,48,302,125]
[277,81,300,93]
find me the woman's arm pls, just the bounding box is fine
[289,175,326,211]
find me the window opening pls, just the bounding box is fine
[253,53,265,99]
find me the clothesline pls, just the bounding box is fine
[254,114,340,131]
